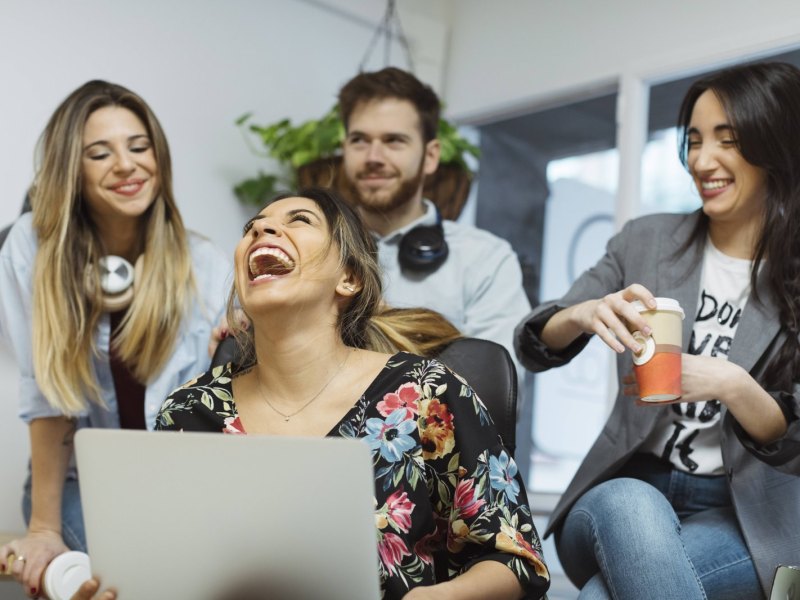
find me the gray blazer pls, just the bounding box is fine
[515,211,800,595]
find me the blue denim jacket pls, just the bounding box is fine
[0,212,231,432]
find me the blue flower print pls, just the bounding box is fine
[489,451,520,503]
[365,408,418,463]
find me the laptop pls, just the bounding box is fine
[75,429,381,600]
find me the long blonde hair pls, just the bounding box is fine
[227,188,461,363]
[31,80,195,413]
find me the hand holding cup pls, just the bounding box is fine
[625,297,685,404]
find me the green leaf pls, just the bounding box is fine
[447,453,460,473]
[233,173,280,207]
[235,112,252,126]
[211,387,233,402]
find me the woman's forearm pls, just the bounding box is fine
[539,302,592,351]
[28,417,75,534]
[433,561,524,600]
[722,364,788,445]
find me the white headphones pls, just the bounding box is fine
[85,255,144,312]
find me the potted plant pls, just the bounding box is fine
[233,104,480,220]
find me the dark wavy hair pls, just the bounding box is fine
[677,61,800,388]
[338,67,441,144]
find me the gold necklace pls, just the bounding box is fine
[255,349,352,422]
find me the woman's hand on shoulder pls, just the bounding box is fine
[547,284,657,353]
[1,529,69,596]
[207,310,250,358]
[71,577,116,600]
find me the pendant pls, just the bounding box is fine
[284,417,290,422]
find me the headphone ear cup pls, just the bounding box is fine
[85,255,143,312]
[397,224,449,273]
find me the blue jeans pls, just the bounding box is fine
[556,454,762,600]
[23,475,87,552]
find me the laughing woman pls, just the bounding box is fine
[0,81,228,596]
[515,62,800,599]
[145,188,549,600]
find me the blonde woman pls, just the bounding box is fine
[0,80,229,596]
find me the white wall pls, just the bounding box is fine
[444,0,800,122]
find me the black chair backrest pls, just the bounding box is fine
[0,193,33,251]
[435,338,518,457]
[211,335,518,456]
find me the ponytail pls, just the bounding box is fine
[364,307,462,357]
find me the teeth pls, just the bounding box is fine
[248,246,295,279]
[113,181,142,192]
[702,180,731,190]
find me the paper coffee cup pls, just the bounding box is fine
[42,551,92,600]
[628,297,684,403]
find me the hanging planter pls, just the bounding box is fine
[233,105,479,220]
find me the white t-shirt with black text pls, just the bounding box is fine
[640,239,752,474]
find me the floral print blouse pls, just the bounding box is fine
[156,352,550,599]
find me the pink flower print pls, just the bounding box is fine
[413,529,440,565]
[454,478,486,520]
[385,489,414,533]
[377,382,421,419]
[222,416,246,435]
[378,532,411,575]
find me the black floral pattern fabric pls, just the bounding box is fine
[157,352,549,599]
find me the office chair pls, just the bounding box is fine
[435,338,518,457]
[0,193,32,250]
[211,335,518,457]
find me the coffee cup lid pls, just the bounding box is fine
[43,551,92,600]
[630,297,684,319]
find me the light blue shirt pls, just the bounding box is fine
[0,212,231,430]
[375,200,531,381]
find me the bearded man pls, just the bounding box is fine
[338,68,531,397]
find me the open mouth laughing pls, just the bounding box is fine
[248,246,296,281]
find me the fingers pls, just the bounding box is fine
[73,578,101,600]
[620,283,657,307]
[3,532,70,597]
[73,578,116,600]
[621,371,639,397]
[207,324,229,358]
[590,284,657,354]
[22,555,48,598]
[0,543,13,574]
[9,550,46,598]
[590,300,636,353]
[2,550,40,598]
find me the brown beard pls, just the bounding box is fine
[342,156,426,215]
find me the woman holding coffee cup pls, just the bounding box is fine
[515,61,800,599]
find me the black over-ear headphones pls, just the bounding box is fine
[397,206,449,273]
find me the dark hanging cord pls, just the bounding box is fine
[358,0,414,73]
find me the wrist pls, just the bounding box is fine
[718,361,747,408]
[27,520,62,537]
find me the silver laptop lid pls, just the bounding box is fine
[75,429,380,600]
